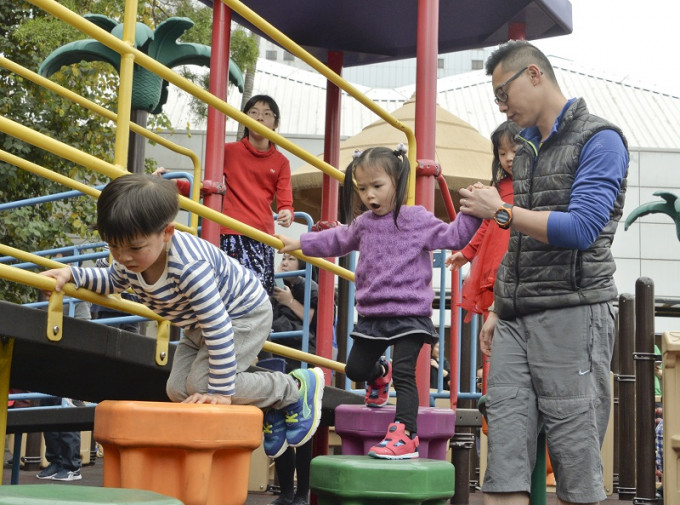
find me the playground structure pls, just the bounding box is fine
[1,1,678,505]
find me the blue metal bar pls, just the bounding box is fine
[269,212,315,366]
[0,185,106,212]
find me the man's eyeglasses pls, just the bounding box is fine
[247,109,276,120]
[494,66,528,105]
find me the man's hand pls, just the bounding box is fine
[480,312,498,356]
[182,393,232,405]
[459,184,503,220]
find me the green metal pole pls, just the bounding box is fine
[531,431,547,505]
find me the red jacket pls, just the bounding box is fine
[177,137,294,236]
[459,176,513,321]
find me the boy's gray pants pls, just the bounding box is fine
[166,299,299,409]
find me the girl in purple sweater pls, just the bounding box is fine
[277,145,480,459]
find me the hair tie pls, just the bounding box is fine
[352,149,363,159]
[394,143,407,156]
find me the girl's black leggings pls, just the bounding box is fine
[344,334,425,434]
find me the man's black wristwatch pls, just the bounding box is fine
[494,203,514,229]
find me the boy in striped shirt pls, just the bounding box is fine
[41,173,323,458]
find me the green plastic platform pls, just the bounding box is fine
[310,455,455,505]
[0,485,184,505]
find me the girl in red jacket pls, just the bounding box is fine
[220,95,294,294]
[446,120,520,320]
[158,95,293,293]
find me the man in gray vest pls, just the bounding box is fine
[459,41,628,505]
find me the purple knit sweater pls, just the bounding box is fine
[301,205,481,317]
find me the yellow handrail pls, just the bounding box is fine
[0,55,202,234]
[0,115,352,281]
[0,252,345,372]
[26,0,345,186]
[221,0,418,203]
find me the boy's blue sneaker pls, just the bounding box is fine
[285,367,325,447]
[263,408,289,458]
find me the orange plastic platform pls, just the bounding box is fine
[94,400,263,505]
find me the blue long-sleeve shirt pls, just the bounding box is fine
[523,99,629,250]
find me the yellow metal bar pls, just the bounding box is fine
[111,0,138,169]
[263,341,345,374]
[221,0,418,203]
[26,0,344,184]
[0,148,101,199]
[0,336,14,486]
[0,262,346,372]
[155,320,171,366]
[0,115,126,178]
[0,262,164,324]
[179,196,353,282]
[0,116,353,281]
[0,56,201,234]
[46,290,65,341]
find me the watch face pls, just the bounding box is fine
[496,209,510,225]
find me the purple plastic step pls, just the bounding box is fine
[334,404,455,460]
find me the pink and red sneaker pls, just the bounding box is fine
[368,422,419,460]
[364,357,392,408]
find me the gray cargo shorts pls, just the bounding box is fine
[482,302,616,503]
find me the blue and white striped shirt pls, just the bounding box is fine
[71,231,268,396]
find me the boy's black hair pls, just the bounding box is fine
[242,94,281,139]
[490,120,521,186]
[96,173,179,244]
[485,40,558,86]
[341,146,410,228]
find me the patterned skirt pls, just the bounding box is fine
[220,234,275,294]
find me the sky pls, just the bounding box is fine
[529,0,679,96]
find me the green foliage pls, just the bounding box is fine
[230,28,259,74]
[1,0,256,302]
[0,1,119,303]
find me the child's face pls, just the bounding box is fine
[498,137,519,176]
[246,101,278,134]
[279,254,300,272]
[353,164,396,216]
[108,225,173,278]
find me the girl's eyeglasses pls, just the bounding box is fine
[247,109,275,119]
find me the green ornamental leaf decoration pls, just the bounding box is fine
[39,15,243,113]
[624,192,680,242]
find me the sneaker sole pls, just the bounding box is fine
[289,367,325,448]
[36,474,58,480]
[367,451,419,460]
[52,474,82,481]
[365,399,389,408]
[266,440,289,459]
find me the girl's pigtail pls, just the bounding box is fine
[342,152,361,225]
[392,144,410,228]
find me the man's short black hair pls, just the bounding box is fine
[485,40,558,84]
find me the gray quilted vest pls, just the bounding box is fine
[495,98,628,320]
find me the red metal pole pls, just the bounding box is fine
[317,51,343,379]
[508,21,526,41]
[414,0,439,407]
[201,2,231,245]
[311,52,344,500]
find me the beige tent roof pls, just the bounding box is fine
[291,98,494,221]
